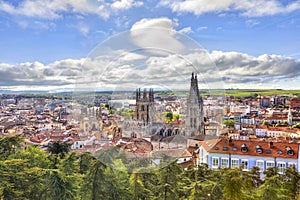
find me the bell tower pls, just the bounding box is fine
[135,88,154,125]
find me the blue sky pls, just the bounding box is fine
[0,0,300,91]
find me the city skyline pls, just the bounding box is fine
[0,0,300,91]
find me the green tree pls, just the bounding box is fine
[78,152,95,174]
[283,165,300,199]
[223,120,234,127]
[222,168,245,200]
[257,175,287,200]
[292,123,300,128]
[262,121,270,126]
[173,114,180,120]
[103,159,131,200]
[0,136,22,159]
[156,162,183,200]
[47,141,71,159]
[164,112,173,123]
[0,159,45,200]
[9,145,51,168]
[0,159,29,199]
[41,170,78,200]
[58,152,80,175]
[80,160,107,200]
[264,166,278,178]
[130,167,158,200]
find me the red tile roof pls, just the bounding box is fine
[202,138,299,159]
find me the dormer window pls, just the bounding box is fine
[256,145,263,154]
[222,146,228,151]
[286,146,295,155]
[241,144,248,152]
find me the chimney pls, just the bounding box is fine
[229,136,233,146]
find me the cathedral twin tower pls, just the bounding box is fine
[135,73,204,138]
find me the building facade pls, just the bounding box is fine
[199,138,300,178]
[135,88,155,126]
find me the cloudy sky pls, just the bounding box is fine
[0,0,300,91]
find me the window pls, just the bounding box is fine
[241,144,248,152]
[212,157,219,168]
[221,158,229,168]
[277,162,286,174]
[266,161,275,169]
[222,147,228,151]
[256,160,264,172]
[231,159,239,168]
[241,160,248,171]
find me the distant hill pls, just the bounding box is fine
[1,89,300,98]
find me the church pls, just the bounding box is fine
[185,72,205,137]
[132,72,205,139]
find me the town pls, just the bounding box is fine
[1,73,300,177]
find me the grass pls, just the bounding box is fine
[223,89,300,98]
[19,89,300,99]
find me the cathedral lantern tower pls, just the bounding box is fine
[185,73,204,137]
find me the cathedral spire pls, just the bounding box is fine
[185,72,204,138]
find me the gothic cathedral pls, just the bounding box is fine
[135,88,154,125]
[185,73,204,137]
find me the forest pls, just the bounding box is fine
[1,136,300,200]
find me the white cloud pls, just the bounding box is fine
[111,0,143,11]
[0,0,143,19]
[245,19,260,27]
[178,27,192,34]
[130,18,184,55]
[77,24,90,36]
[159,0,300,17]
[197,26,208,31]
[1,48,300,91]
[209,51,300,86]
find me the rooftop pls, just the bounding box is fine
[201,138,299,159]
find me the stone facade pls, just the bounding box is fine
[135,88,154,126]
[185,73,204,137]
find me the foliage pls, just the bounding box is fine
[223,119,235,127]
[47,141,71,159]
[292,123,300,128]
[0,136,300,200]
[0,136,22,159]
[275,122,288,127]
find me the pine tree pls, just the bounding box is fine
[284,165,300,200]
[80,160,107,200]
[156,162,183,200]
[222,168,245,200]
